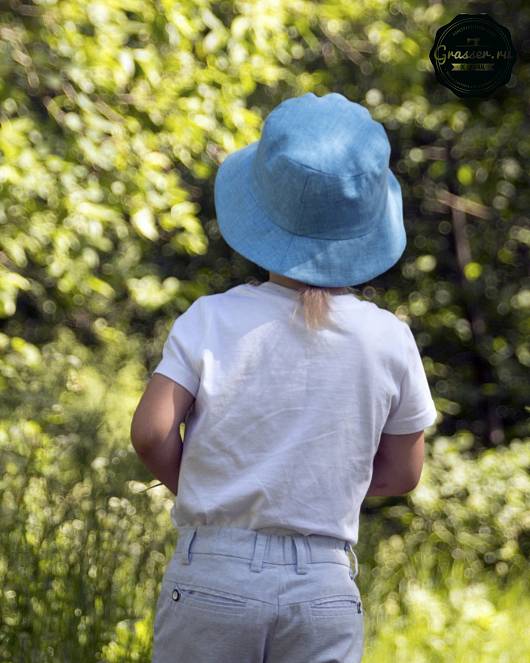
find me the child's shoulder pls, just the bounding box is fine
[195,284,250,310]
[201,284,247,301]
[363,299,409,334]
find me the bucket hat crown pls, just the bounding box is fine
[214,91,406,287]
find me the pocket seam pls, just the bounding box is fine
[311,593,360,606]
[167,582,249,614]
[179,587,247,606]
[171,581,248,604]
[310,595,362,616]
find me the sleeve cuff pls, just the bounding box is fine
[382,403,437,435]
[152,359,199,398]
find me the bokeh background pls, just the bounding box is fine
[1,0,529,661]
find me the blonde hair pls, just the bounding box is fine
[245,277,360,330]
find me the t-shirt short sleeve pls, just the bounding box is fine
[382,322,437,435]
[151,297,207,398]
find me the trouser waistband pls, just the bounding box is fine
[176,526,358,578]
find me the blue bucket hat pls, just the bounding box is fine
[214,92,406,287]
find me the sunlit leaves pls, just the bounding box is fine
[126,274,180,310]
[131,207,158,240]
[0,269,31,318]
[457,165,473,187]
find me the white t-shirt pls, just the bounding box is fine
[152,280,437,546]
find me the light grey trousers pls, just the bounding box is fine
[152,525,364,662]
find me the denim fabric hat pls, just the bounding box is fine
[214,92,406,287]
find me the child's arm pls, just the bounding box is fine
[130,374,195,494]
[365,430,425,497]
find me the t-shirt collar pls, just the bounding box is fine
[253,280,357,306]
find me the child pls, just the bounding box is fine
[132,92,437,662]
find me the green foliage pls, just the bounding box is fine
[0,0,529,660]
[363,573,529,663]
[1,326,172,659]
[357,437,529,659]
[359,435,529,594]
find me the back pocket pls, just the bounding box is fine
[310,594,362,617]
[170,582,248,614]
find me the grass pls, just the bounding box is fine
[362,568,528,663]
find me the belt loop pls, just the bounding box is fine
[293,536,309,575]
[179,527,197,565]
[351,548,359,580]
[344,541,359,579]
[250,532,268,573]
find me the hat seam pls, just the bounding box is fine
[247,174,384,243]
[277,231,296,275]
[295,173,310,234]
[282,153,377,179]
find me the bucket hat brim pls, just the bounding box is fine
[214,140,407,288]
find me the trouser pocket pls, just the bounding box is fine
[310,594,362,617]
[170,582,248,614]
